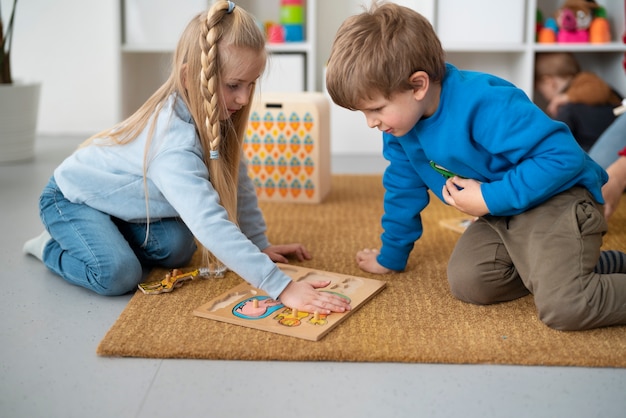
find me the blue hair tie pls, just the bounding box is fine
[227,1,235,13]
[210,150,219,160]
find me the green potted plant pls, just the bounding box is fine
[1,0,41,163]
[0,0,17,83]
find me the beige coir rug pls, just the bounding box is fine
[97,175,626,367]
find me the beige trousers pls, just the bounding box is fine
[447,187,626,330]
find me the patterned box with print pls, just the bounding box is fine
[244,92,331,203]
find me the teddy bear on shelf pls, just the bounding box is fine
[555,0,599,43]
[537,1,611,44]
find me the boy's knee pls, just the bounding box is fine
[448,260,527,305]
[448,281,495,305]
[535,296,589,331]
[447,263,492,305]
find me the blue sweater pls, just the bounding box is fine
[378,64,607,271]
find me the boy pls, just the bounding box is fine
[325,2,626,331]
[534,52,621,152]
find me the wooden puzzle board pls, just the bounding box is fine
[193,264,386,341]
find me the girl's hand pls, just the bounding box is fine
[263,243,312,263]
[356,248,392,274]
[278,280,351,314]
[442,177,489,217]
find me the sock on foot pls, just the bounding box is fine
[594,250,626,274]
[23,230,52,262]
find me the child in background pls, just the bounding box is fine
[589,112,626,169]
[595,114,626,219]
[325,2,626,331]
[534,52,622,151]
[603,145,626,220]
[23,1,350,315]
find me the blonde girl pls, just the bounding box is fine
[24,1,350,315]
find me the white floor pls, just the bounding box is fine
[1,136,625,418]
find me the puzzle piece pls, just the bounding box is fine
[138,265,226,295]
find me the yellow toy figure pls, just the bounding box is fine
[138,267,223,295]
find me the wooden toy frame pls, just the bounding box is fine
[194,263,386,341]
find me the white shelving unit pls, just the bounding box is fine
[237,0,316,92]
[117,0,625,154]
[328,0,626,155]
[119,0,316,117]
[439,0,626,101]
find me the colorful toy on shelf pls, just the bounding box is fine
[280,0,304,42]
[589,6,611,43]
[537,0,613,44]
[536,9,543,42]
[555,0,598,43]
[538,17,559,43]
[266,23,285,43]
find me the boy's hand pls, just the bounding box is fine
[278,280,351,314]
[263,243,312,263]
[356,248,392,274]
[442,177,489,217]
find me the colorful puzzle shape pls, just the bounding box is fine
[194,263,386,341]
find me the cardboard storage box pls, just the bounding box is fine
[244,92,331,203]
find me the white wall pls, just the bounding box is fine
[315,0,434,92]
[316,0,435,155]
[3,0,120,135]
[2,0,432,136]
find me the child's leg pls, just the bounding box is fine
[594,250,626,274]
[447,218,530,305]
[587,113,626,169]
[498,187,626,330]
[39,177,142,296]
[113,217,196,269]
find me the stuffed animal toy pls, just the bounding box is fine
[538,17,559,43]
[555,0,599,43]
[589,6,611,43]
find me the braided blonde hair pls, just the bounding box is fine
[80,1,266,265]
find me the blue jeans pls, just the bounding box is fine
[39,177,197,295]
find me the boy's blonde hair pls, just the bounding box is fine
[534,52,581,80]
[83,1,265,264]
[326,1,445,110]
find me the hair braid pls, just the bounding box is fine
[200,4,229,159]
[197,2,241,270]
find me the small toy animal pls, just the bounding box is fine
[556,0,599,43]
